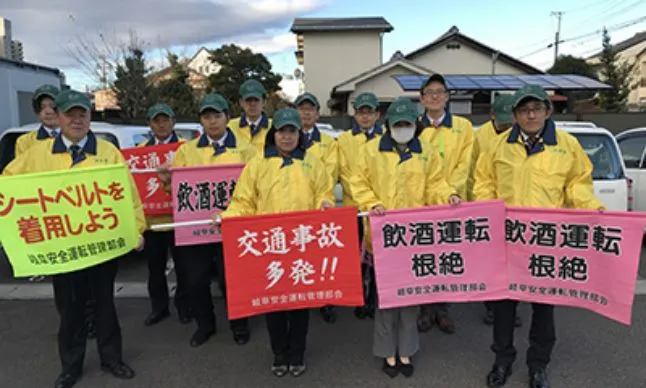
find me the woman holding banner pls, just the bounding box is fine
[219,107,335,378]
[158,93,257,348]
[349,97,460,378]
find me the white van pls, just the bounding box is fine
[563,126,629,211]
[615,127,646,211]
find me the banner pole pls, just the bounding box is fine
[150,211,371,231]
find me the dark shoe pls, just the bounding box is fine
[487,365,512,387]
[483,309,494,325]
[289,364,307,377]
[382,359,398,378]
[100,361,135,380]
[436,314,455,334]
[398,361,414,378]
[178,309,192,324]
[54,372,80,388]
[320,306,337,324]
[144,309,170,327]
[233,330,250,345]
[354,306,367,320]
[417,308,434,333]
[190,329,214,348]
[272,355,289,377]
[515,314,522,328]
[529,369,550,388]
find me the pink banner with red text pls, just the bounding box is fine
[369,201,509,309]
[505,207,645,325]
[171,163,244,246]
[369,202,646,324]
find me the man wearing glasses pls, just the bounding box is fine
[416,74,474,335]
[473,84,604,388]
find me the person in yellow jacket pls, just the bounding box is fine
[14,84,61,157]
[337,91,382,320]
[416,73,474,335]
[220,107,335,378]
[474,85,604,388]
[350,97,460,379]
[3,90,145,388]
[137,103,191,327]
[159,93,256,348]
[294,92,340,323]
[228,79,272,151]
[468,94,522,328]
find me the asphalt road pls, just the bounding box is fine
[1,298,645,388]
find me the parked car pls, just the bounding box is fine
[555,121,597,129]
[564,126,629,211]
[615,127,646,211]
[0,122,151,173]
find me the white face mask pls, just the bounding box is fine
[390,125,416,144]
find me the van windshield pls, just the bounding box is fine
[570,133,624,180]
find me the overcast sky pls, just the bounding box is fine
[2,0,323,68]
[3,0,645,90]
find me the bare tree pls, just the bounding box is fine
[63,29,150,90]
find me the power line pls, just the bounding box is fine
[562,0,609,13]
[569,0,626,31]
[602,0,644,23]
[518,14,646,59]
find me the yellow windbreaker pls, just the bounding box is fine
[337,124,383,207]
[472,120,603,210]
[418,113,474,199]
[14,126,57,157]
[228,112,272,153]
[304,125,339,183]
[223,147,334,217]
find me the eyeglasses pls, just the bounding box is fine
[516,105,547,116]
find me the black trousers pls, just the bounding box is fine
[53,259,122,376]
[144,230,189,313]
[492,300,556,372]
[266,309,310,365]
[213,242,248,333]
[179,243,247,332]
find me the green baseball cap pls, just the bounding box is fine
[147,103,175,120]
[385,97,418,125]
[353,92,378,110]
[273,107,303,130]
[295,92,320,110]
[33,84,60,101]
[239,79,266,100]
[199,93,229,114]
[492,94,514,124]
[513,84,550,109]
[55,90,91,112]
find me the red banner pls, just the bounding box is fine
[121,143,182,216]
[221,207,364,319]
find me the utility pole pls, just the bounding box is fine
[552,11,564,63]
[490,51,499,104]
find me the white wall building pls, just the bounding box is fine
[0,57,63,131]
[187,47,221,76]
